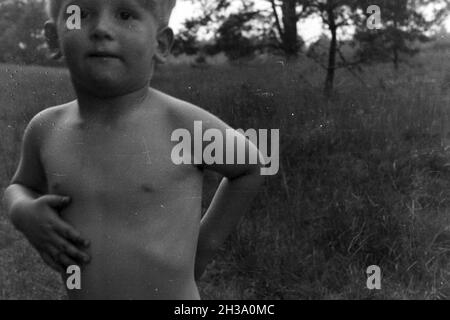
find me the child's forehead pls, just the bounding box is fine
[130,0,158,11]
[65,0,158,10]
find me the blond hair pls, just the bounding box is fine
[46,0,176,27]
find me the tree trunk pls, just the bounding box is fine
[324,7,337,97]
[269,0,284,40]
[392,17,400,71]
[281,0,299,56]
[393,47,399,70]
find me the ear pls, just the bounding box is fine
[44,21,62,60]
[154,27,174,64]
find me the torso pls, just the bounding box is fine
[40,90,203,299]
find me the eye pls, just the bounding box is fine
[80,8,90,19]
[119,11,133,20]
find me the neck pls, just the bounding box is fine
[74,84,151,126]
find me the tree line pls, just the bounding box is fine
[174,0,449,95]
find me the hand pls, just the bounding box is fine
[11,194,90,273]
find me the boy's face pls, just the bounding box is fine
[46,0,173,97]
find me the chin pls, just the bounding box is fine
[73,75,137,98]
[89,83,134,98]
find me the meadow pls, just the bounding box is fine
[1,45,450,299]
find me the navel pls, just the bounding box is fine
[50,181,61,192]
[140,184,154,193]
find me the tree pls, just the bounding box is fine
[268,0,303,56]
[268,0,447,95]
[214,11,261,60]
[177,0,269,60]
[180,0,308,57]
[299,0,360,96]
[0,0,49,65]
[353,0,450,70]
[172,19,202,56]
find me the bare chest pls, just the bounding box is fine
[41,118,197,202]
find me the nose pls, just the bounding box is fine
[90,13,114,41]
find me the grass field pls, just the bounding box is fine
[1,46,450,299]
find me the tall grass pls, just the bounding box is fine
[1,47,450,299]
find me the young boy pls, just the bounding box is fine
[3,0,265,299]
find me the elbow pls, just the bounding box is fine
[2,186,20,229]
[2,184,14,210]
[226,164,266,186]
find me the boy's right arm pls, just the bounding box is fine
[3,109,90,272]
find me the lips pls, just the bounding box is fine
[87,51,121,60]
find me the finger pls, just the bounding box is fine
[46,245,70,272]
[58,253,79,269]
[39,194,71,210]
[51,217,90,248]
[48,245,79,269]
[40,252,64,273]
[52,234,90,264]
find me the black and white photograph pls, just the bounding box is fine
[0,0,449,303]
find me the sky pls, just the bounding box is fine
[169,1,450,44]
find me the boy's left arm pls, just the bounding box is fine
[195,161,265,280]
[193,120,266,281]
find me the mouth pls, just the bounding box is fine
[87,51,122,60]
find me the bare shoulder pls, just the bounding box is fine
[10,101,76,189]
[25,101,76,144]
[150,88,232,132]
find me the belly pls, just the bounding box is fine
[59,193,202,300]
